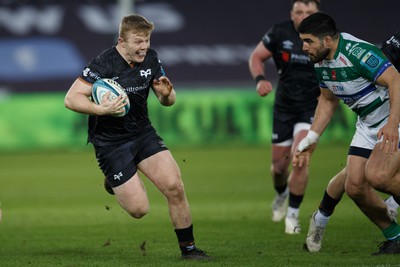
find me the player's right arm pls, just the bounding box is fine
[248,41,274,97]
[65,78,126,116]
[293,88,340,167]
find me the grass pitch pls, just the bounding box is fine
[0,144,399,266]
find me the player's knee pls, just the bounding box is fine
[271,161,289,178]
[163,180,185,200]
[127,205,149,219]
[344,179,365,201]
[365,167,391,191]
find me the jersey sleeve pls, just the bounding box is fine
[80,54,112,84]
[262,24,278,53]
[154,58,166,80]
[381,31,400,71]
[352,44,392,82]
[146,49,166,81]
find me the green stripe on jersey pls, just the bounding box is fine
[351,97,389,117]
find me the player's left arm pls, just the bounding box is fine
[152,76,176,106]
[376,67,400,153]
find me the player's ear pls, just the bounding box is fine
[118,37,125,47]
[323,35,332,47]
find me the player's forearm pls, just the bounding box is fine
[310,94,339,136]
[249,55,266,80]
[159,89,176,106]
[388,78,400,126]
[65,93,102,115]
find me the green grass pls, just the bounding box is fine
[0,144,399,266]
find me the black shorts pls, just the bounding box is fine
[94,127,168,187]
[348,146,371,159]
[272,108,315,144]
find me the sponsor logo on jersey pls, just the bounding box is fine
[331,70,337,80]
[339,56,348,66]
[386,35,400,48]
[263,35,271,44]
[82,67,100,80]
[322,70,329,80]
[125,82,149,93]
[158,140,167,148]
[140,69,152,78]
[282,52,290,62]
[283,40,293,50]
[341,70,348,80]
[291,53,310,64]
[331,84,344,92]
[83,67,90,77]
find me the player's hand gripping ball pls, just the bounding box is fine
[92,78,130,117]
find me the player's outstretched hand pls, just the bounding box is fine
[293,149,312,168]
[153,76,173,97]
[293,132,319,167]
[377,121,399,154]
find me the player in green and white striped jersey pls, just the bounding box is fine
[302,30,400,253]
[294,12,400,255]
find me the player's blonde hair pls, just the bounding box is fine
[119,14,154,41]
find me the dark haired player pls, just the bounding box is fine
[65,14,209,260]
[305,30,400,253]
[294,12,400,255]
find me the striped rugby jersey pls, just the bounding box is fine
[315,33,393,127]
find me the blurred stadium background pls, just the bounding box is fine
[1,1,400,265]
[0,0,398,151]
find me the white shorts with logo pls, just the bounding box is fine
[350,116,400,150]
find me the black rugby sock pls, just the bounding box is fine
[319,190,341,216]
[175,224,196,253]
[288,192,303,209]
[274,183,288,195]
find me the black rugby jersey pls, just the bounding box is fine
[381,31,400,71]
[262,20,319,113]
[80,46,165,146]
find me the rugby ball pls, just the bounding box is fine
[92,78,130,117]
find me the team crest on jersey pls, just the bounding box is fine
[140,69,151,78]
[349,44,366,59]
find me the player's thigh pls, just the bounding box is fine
[113,172,149,213]
[366,143,400,183]
[138,150,182,193]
